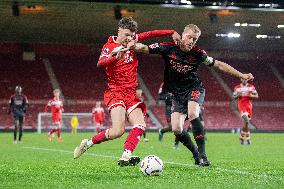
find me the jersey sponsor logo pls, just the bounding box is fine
[149,43,159,49]
[169,54,177,59]
[235,86,255,96]
[14,100,23,105]
[124,52,134,63]
[169,60,193,73]
[49,100,62,108]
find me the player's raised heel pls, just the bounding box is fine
[201,155,211,166]
[193,154,202,167]
[118,156,141,167]
[73,139,88,159]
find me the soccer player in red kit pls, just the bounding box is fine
[92,101,105,133]
[45,89,64,142]
[73,17,180,166]
[233,79,258,145]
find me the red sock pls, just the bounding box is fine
[240,130,245,140]
[49,128,57,135]
[124,126,145,152]
[57,128,61,138]
[246,131,250,140]
[92,129,109,144]
[96,127,101,133]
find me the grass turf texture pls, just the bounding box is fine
[0,133,283,189]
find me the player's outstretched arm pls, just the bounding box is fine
[213,60,254,81]
[133,43,150,54]
[137,30,180,44]
[232,91,239,99]
[44,102,50,112]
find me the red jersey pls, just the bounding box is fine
[45,98,64,115]
[233,83,257,106]
[98,30,175,90]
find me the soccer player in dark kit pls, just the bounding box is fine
[130,24,254,166]
[8,86,28,144]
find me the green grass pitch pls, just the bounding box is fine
[0,132,283,189]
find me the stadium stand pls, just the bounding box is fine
[1,42,283,131]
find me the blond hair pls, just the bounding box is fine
[183,24,201,35]
[53,89,60,94]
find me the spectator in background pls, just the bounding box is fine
[92,101,105,133]
[44,89,64,142]
[12,1,20,17]
[8,86,28,144]
[71,115,79,134]
[233,79,258,145]
[114,5,122,20]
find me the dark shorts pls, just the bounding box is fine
[13,115,24,122]
[172,88,205,115]
[199,106,204,121]
[164,94,173,119]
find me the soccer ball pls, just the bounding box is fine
[139,155,164,176]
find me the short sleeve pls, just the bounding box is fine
[148,43,167,55]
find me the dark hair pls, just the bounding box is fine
[118,17,138,33]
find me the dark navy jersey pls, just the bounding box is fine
[148,42,215,96]
[9,94,28,117]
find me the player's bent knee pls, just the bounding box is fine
[187,112,198,121]
[109,127,125,139]
[172,127,182,135]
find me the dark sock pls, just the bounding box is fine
[191,117,206,158]
[143,132,146,138]
[18,125,23,141]
[175,130,198,156]
[14,126,17,141]
[174,136,179,145]
[161,127,171,133]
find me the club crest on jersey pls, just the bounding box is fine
[103,48,109,55]
[169,54,177,59]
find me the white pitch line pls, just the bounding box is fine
[23,146,117,159]
[23,146,283,181]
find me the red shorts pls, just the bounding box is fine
[238,103,252,118]
[104,88,146,116]
[93,117,104,126]
[52,113,62,125]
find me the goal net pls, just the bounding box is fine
[37,112,103,133]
